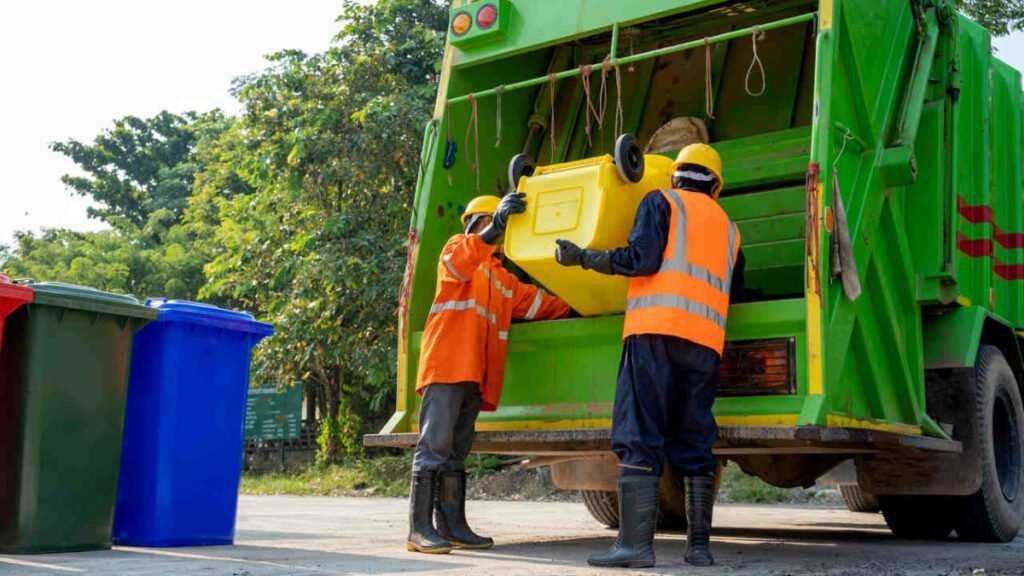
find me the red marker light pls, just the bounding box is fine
[477,4,497,29]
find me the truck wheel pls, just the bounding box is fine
[839,484,880,513]
[879,495,955,540]
[954,345,1024,542]
[614,134,644,183]
[581,489,618,528]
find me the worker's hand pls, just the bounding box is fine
[555,239,584,267]
[493,192,527,231]
[479,192,526,244]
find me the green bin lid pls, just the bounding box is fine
[28,282,158,320]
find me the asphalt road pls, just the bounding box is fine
[1,496,1021,575]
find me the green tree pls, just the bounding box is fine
[3,111,237,300]
[201,0,447,462]
[959,0,1024,36]
[51,110,228,229]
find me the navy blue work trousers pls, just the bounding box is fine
[612,334,720,477]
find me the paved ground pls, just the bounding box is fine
[1,496,1022,575]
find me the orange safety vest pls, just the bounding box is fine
[623,189,741,355]
[417,234,570,411]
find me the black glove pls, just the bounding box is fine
[555,239,613,275]
[555,239,583,266]
[478,192,526,244]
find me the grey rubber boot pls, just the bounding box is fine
[407,471,452,554]
[435,470,494,549]
[587,475,660,568]
[684,474,716,566]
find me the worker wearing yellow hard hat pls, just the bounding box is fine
[671,142,725,199]
[556,141,745,568]
[407,192,571,554]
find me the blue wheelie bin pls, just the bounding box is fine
[113,300,273,547]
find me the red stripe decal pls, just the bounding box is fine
[957,196,1024,250]
[957,196,994,224]
[995,232,1024,249]
[957,232,994,258]
[995,264,1024,281]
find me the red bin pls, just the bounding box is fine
[0,274,33,347]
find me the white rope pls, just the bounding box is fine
[745,26,767,97]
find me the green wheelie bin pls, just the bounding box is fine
[0,283,157,554]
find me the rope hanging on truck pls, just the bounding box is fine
[465,93,480,192]
[704,38,716,119]
[548,73,558,161]
[614,61,624,138]
[580,64,595,148]
[599,55,611,146]
[745,26,767,97]
[494,86,504,148]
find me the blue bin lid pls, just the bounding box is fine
[147,299,274,336]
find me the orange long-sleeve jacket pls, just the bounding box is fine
[416,233,570,411]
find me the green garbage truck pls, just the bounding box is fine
[365,0,1024,542]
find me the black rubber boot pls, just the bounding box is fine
[407,471,452,554]
[587,475,659,568]
[685,474,716,566]
[435,470,494,549]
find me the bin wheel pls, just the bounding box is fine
[880,495,956,540]
[508,154,536,192]
[614,134,644,183]
[953,345,1024,542]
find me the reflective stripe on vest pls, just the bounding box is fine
[480,265,514,298]
[626,293,727,330]
[659,188,739,295]
[429,298,498,325]
[524,289,546,320]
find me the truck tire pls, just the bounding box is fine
[839,484,880,513]
[953,345,1024,543]
[580,465,721,530]
[879,495,955,540]
[581,489,619,528]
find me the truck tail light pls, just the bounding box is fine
[477,4,497,29]
[452,12,472,36]
[719,338,797,397]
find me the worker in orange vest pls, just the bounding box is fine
[408,193,571,554]
[556,143,744,568]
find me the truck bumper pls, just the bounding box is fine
[363,426,961,456]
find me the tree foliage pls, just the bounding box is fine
[201,0,446,461]
[50,111,229,229]
[959,0,1024,36]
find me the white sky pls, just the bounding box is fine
[1,5,1023,247]
[0,0,343,245]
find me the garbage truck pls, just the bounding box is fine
[365,0,1024,542]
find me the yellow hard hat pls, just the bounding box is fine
[671,143,724,197]
[461,195,501,225]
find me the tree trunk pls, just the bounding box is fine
[319,368,344,465]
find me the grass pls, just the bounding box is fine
[241,455,839,505]
[717,462,837,504]
[241,455,411,498]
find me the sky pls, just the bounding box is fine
[0,0,343,245]
[1,5,1023,247]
